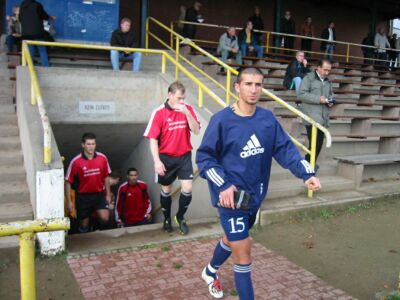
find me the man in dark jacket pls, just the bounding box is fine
[19,0,55,67]
[110,18,142,72]
[283,51,309,93]
[248,6,264,43]
[320,21,336,60]
[183,2,203,40]
[280,11,296,54]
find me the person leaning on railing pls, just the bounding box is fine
[298,59,333,166]
[374,27,391,68]
[6,6,22,52]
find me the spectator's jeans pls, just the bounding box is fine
[110,50,142,72]
[6,35,16,52]
[240,44,263,58]
[27,43,49,67]
[325,43,335,60]
[375,52,387,67]
[292,77,302,93]
[220,49,242,65]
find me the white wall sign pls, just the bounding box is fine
[79,101,115,114]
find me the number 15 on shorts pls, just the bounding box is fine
[229,217,245,233]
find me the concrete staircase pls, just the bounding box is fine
[0,53,33,223]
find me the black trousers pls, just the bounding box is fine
[305,125,325,163]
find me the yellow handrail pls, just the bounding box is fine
[0,218,70,300]
[176,20,400,64]
[20,40,227,166]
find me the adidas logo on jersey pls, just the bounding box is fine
[240,134,265,158]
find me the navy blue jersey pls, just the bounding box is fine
[196,106,315,212]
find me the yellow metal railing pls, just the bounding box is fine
[20,40,226,166]
[176,20,400,65]
[148,17,331,197]
[0,218,70,300]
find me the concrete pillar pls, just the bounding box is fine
[350,118,371,136]
[379,137,400,154]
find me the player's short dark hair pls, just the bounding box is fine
[318,59,332,67]
[168,81,186,94]
[120,17,132,24]
[109,170,122,179]
[127,167,138,175]
[236,67,264,83]
[81,132,96,143]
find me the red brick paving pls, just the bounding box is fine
[67,238,355,300]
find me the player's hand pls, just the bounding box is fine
[305,176,321,192]
[155,160,166,176]
[320,96,328,104]
[67,200,74,215]
[172,103,189,115]
[303,59,308,66]
[219,185,237,209]
[105,193,112,204]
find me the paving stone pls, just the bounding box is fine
[68,238,356,299]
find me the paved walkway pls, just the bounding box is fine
[67,238,355,300]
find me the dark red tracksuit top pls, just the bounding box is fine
[115,181,151,225]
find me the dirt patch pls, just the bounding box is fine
[252,198,400,300]
[0,247,83,300]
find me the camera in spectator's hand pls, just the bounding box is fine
[327,97,336,106]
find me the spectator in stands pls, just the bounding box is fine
[280,11,296,55]
[183,2,203,40]
[217,26,242,68]
[115,168,152,227]
[374,27,391,68]
[248,6,264,43]
[110,18,142,72]
[396,35,400,62]
[361,32,375,64]
[300,16,314,55]
[65,132,112,233]
[19,0,56,67]
[6,6,21,53]
[388,33,398,69]
[298,59,333,165]
[238,21,263,59]
[320,21,336,61]
[144,81,201,235]
[283,51,309,93]
[176,5,186,34]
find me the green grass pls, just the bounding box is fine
[161,245,171,252]
[320,208,335,219]
[230,288,238,296]
[173,263,183,270]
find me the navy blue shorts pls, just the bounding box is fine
[218,208,257,242]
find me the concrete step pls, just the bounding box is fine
[0,104,15,114]
[0,114,17,125]
[0,149,23,165]
[0,181,30,204]
[0,96,13,105]
[0,165,26,182]
[0,125,19,137]
[0,201,33,223]
[267,175,354,201]
[0,136,21,150]
[321,137,380,158]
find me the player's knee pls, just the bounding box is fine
[97,210,110,223]
[161,185,172,194]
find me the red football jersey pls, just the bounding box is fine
[143,101,201,157]
[65,152,111,193]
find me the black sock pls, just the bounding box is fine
[160,191,172,220]
[176,191,192,220]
